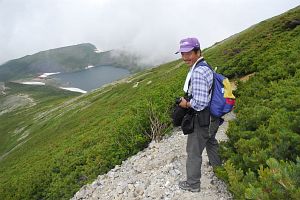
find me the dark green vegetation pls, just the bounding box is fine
[204,6,300,199]
[0,43,143,81]
[0,6,299,200]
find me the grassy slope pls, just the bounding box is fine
[0,83,80,155]
[0,60,188,199]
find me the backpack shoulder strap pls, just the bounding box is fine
[187,58,214,98]
[195,59,214,72]
[195,59,215,95]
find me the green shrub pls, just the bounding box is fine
[204,6,300,199]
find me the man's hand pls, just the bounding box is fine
[179,97,189,108]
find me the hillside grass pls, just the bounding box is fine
[0,60,188,199]
[0,83,80,156]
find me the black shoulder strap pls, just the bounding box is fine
[184,79,192,99]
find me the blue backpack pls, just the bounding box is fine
[198,61,236,117]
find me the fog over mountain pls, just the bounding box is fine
[0,0,299,66]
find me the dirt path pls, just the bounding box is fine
[72,112,235,200]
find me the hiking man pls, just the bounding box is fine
[176,37,221,192]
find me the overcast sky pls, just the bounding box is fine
[0,0,299,65]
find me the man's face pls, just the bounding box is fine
[181,51,199,67]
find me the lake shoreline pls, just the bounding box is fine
[10,65,132,93]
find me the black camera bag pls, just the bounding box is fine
[172,105,187,126]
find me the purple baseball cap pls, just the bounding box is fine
[175,37,200,54]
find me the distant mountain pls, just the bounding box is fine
[0,43,143,81]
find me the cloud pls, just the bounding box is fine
[0,0,299,65]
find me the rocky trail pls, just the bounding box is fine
[72,112,235,200]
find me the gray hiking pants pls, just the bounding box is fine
[186,115,221,186]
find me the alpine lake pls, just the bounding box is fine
[51,66,131,92]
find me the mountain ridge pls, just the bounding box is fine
[0,43,143,81]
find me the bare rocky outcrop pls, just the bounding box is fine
[284,19,300,30]
[0,94,35,116]
[0,82,5,95]
[72,113,235,200]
